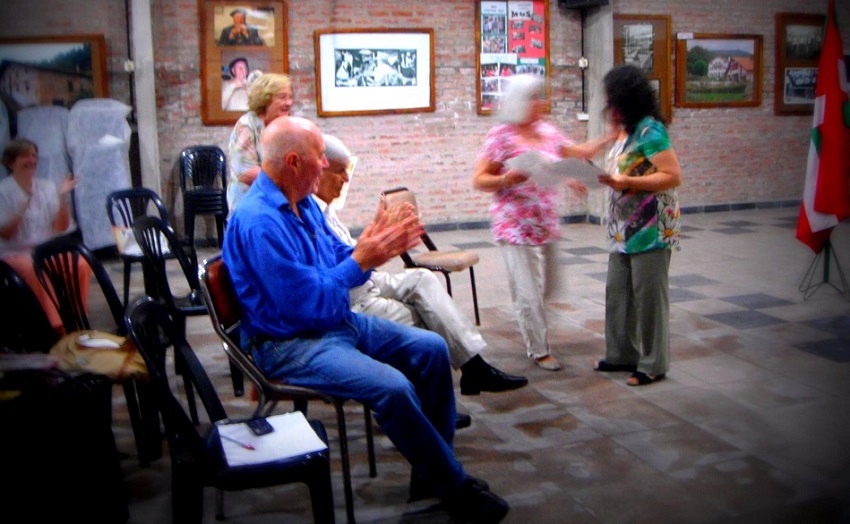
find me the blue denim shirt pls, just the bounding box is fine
[223,171,370,339]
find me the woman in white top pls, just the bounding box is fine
[0,138,89,332]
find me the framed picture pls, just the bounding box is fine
[675,33,763,108]
[313,28,434,117]
[199,1,288,125]
[0,34,108,135]
[775,13,825,115]
[614,15,672,123]
[476,0,550,115]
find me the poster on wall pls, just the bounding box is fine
[476,0,550,115]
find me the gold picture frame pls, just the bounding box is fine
[774,13,825,116]
[313,28,435,117]
[199,0,288,126]
[614,15,672,123]
[675,33,763,108]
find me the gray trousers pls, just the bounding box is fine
[499,242,561,360]
[604,249,671,376]
[351,268,486,369]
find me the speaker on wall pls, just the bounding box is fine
[557,0,609,9]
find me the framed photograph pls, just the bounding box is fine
[775,13,825,115]
[476,0,550,115]
[200,1,288,125]
[0,34,108,135]
[675,33,763,108]
[614,15,672,123]
[313,28,434,117]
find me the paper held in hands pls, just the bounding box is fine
[505,150,606,188]
[217,411,328,467]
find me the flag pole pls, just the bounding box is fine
[799,239,849,301]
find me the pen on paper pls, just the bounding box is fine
[221,434,255,450]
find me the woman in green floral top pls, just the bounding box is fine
[590,64,682,386]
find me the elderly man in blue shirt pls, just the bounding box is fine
[223,116,509,522]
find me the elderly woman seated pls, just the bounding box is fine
[0,138,91,334]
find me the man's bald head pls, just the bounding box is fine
[260,116,327,206]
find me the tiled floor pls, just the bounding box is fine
[108,206,850,523]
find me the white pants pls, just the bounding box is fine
[499,242,560,359]
[351,268,486,369]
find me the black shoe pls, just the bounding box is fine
[409,474,490,503]
[460,363,528,395]
[444,477,509,523]
[456,412,472,430]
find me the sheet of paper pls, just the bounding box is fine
[504,151,606,187]
[218,411,328,467]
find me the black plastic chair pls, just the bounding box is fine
[179,145,228,248]
[105,187,173,308]
[125,297,335,523]
[381,186,482,325]
[199,253,376,524]
[30,235,161,465]
[0,259,60,354]
[132,215,244,412]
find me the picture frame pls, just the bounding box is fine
[314,28,435,118]
[774,13,825,115]
[675,33,763,108]
[199,0,288,126]
[0,34,108,135]
[475,0,550,115]
[614,15,672,123]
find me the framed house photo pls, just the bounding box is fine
[675,33,763,108]
[614,15,672,123]
[476,0,550,115]
[775,13,825,116]
[0,34,108,135]
[199,0,288,125]
[314,28,435,117]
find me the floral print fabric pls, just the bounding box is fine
[605,117,680,254]
[478,121,572,246]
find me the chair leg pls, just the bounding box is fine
[364,407,376,478]
[123,259,132,308]
[215,214,226,248]
[184,208,194,248]
[309,458,337,524]
[332,401,356,524]
[229,361,244,397]
[215,488,225,521]
[469,266,481,326]
[442,272,453,296]
[174,317,199,424]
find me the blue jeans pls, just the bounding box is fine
[246,312,465,491]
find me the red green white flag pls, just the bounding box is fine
[796,0,850,253]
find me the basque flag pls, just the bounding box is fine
[796,0,850,253]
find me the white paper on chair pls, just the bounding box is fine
[217,411,328,467]
[505,151,606,187]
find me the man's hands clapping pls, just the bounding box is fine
[351,201,423,272]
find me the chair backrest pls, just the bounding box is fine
[125,297,227,461]
[0,259,59,353]
[106,187,170,229]
[32,235,125,334]
[132,215,201,310]
[179,145,227,192]
[199,253,282,417]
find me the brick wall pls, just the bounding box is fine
[2,0,848,237]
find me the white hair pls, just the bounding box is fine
[496,74,545,125]
[322,134,352,164]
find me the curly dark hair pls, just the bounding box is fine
[603,64,664,135]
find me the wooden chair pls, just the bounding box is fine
[198,253,376,524]
[381,186,482,325]
[125,297,335,523]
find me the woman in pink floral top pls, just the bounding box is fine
[473,74,594,371]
